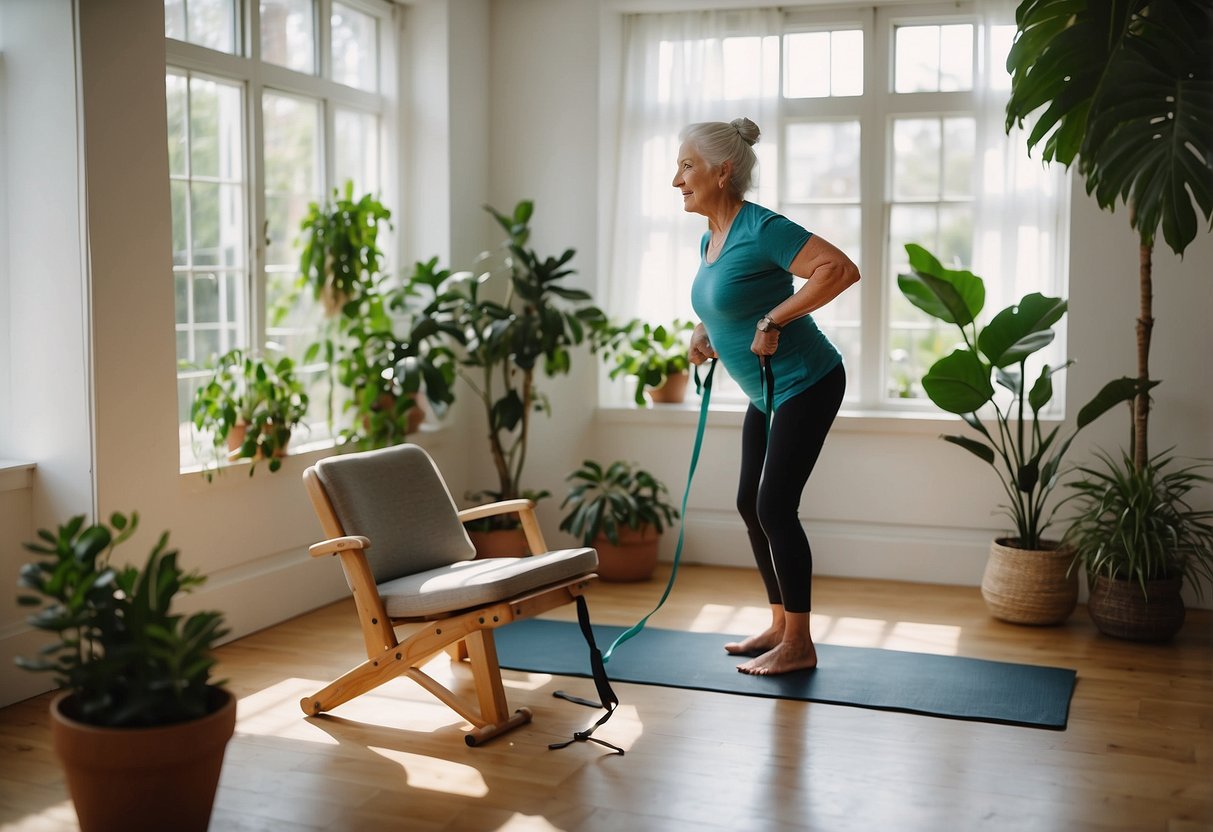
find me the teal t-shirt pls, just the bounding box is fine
[690,201,842,412]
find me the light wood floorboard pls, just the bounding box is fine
[0,566,1209,831]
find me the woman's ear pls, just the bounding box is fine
[717,160,732,188]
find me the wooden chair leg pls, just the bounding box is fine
[463,629,510,725]
[446,640,469,662]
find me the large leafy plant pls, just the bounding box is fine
[559,460,679,546]
[432,201,606,519]
[1005,0,1213,468]
[16,513,228,727]
[898,244,1136,549]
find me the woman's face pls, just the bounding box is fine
[672,141,722,217]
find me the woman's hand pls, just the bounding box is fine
[751,328,779,359]
[689,322,717,365]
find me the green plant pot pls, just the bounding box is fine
[1087,573,1185,642]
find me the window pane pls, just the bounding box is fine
[165,0,186,40]
[722,35,779,100]
[189,77,242,181]
[831,30,863,96]
[892,119,942,199]
[170,180,189,265]
[186,0,237,54]
[331,3,378,91]
[334,108,379,198]
[263,92,322,371]
[261,0,316,74]
[942,117,976,198]
[193,272,220,323]
[166,73,188,175]
[989,25,1015,92]
[894,25,938,93]
[939,25,973,91]
[785,205,862,276]
[784,32,829,98]
[785,121,861,201]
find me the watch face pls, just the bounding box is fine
[758,317,772,331]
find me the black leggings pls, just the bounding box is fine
[737,362,845,613]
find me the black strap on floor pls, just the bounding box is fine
[550,594,625,755]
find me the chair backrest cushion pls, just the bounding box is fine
[313,444,475,582]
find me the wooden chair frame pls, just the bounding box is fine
[302,467,596,746]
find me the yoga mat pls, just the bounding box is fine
[495,619,1077,730]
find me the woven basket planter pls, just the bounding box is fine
[1087,574,1185,642]
[980,538,1078,625]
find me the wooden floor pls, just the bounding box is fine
[1,565,1210,832]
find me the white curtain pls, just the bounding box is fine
[605,9,782,326]
[971,0,1070,313]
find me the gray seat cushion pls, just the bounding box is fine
[314,444,475,583]
[379,547,599,619]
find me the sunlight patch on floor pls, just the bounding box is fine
[492,813,565,831]
[367,747,489,797]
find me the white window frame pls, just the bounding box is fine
[167,0,398,469]
[601,2,1068,417]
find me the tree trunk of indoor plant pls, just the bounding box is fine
[593,525,660,582]
[1087,573,1184,642]
[980,538,1077,625]
[50,686,236,832]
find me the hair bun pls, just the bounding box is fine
[731,117,761,146]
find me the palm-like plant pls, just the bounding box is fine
[1005,0,1213,468]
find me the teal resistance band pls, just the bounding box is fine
[600,359,718,663]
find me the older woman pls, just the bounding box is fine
[674,118,859,676]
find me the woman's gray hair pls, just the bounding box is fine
[680,118,761,199]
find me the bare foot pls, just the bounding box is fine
[736,640,818,676]
[724,626,784,657]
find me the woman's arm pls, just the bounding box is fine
[751,235,860,357]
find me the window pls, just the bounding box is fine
[606,4,1067,411]
[167,0,395,467]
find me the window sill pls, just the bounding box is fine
[0,460,36,493]
[594,402,1062,436]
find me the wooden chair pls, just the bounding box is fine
[301,443,598,746]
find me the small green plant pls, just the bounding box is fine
[297,181,392,317]
[559,460,679,546]
[190,348,309,476]
[598,319,694,406]
[897,243,1140,549]
[1064,449,1213,600]
[16,512,229,728]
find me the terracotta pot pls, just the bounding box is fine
[980,538,1078,625]
[593,525,660,582]
[50,687,236,832]
[648,371,690,404]
[1087,573,1185,642]
[469,527,531,559]
[365,393,426,436]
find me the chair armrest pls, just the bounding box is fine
[458,499,548,555]
[309,535,371,558]
[457,499,535,524]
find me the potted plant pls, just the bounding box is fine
[297,181,392,317]
[430,200,606,552]
[16,512,234,832]
[1005,1,1213,634]
[598,318,695,405]
[559,459,679,582]
[332,257,459,451]
[1064,449,1213,641]
[190,348,310,477]
[897,243,1136,624]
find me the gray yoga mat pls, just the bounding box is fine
[495,618,1077,729]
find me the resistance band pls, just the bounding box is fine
[549,359,719,754]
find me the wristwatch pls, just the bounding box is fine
[756,315,783,333]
